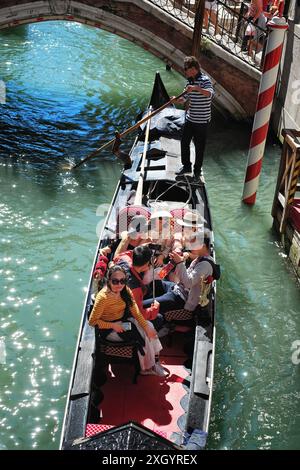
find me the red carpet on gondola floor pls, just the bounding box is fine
[86,335,190,442]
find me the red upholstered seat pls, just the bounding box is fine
[85,423,167,439]
[289,199,300,232]
[117,205,151,236]
[86,424,113,437]
[170,208,189,234]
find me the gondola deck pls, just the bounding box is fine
[60,73,216,451]
[94,335,189,444]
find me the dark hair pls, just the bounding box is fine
[132,245,152,267]
[184,56,200,71]
[106,265,133,307]
[203,237,210,250]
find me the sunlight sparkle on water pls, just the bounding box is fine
[12,331,24,339]
[1,238,11,243]
[29,266,38,271]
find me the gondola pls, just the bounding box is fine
[60,73,217,451]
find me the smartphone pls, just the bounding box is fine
[122,322,132,331]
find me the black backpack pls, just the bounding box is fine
[198,256,221,280]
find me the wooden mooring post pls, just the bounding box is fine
[192,0,205,58]
[272,129,300,279]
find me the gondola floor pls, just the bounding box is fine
[89,334,192,444]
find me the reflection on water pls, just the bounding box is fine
[0,22,299,450]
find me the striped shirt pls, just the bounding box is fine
[88,286,147,330]
[185,73,214,124]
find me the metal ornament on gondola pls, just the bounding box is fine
[198,276,211,307]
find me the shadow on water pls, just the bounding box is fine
[0,24,28,39]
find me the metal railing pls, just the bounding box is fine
[148,0,269,70]
[148,0,197,28]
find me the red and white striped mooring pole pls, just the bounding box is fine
[242,15,288,205]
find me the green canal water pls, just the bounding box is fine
[0,21,299,450]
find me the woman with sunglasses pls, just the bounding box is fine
[89,265,167,376]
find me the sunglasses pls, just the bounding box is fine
[110,278,126,285]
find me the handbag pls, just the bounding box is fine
[97,304,146,356]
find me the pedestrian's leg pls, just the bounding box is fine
[143,291,184,315]
[144,279,172,299]
[181,121,193,169]
[203,9,209,30]
[193,123,208,176]
[241,34,251,52]
[161,280,175,293]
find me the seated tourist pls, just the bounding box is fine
[114,214,151,258]
[92,254,109,295]
[148,209,175,267]
[169,235,216,312]
[88,265,167,376]
[144,235,217,315]
[91,245,114,295]
[113,245,160,322]
[173,211,205,261]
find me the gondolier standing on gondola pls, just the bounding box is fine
[174,56,214,182]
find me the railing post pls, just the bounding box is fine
[235,1,247,43]
[192,0,205,57]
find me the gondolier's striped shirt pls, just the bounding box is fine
[185,73,214,124]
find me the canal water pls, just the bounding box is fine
[0,22,299,450]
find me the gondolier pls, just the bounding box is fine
[174,56,214,182]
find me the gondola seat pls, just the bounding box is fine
[163,308,195,347]
[163,302,211,347]
[95,332,140,384]
[164,308,194,323]
[164,279,213,342]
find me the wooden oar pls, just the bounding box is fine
[134,107,152,206]
[134,109,157,304]
[69,91,186,170]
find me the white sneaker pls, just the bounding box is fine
[153,362,169,377]
[157,326,170,338]
[140,363,168,377]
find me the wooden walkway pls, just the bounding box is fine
[272,129,300,280]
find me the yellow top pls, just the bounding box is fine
[88,285,148,330]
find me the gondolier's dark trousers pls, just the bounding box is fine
[181,120,208,175]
